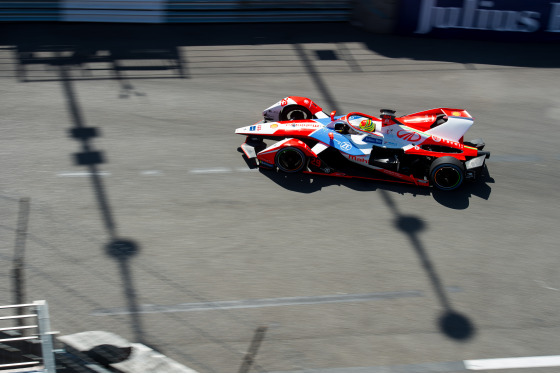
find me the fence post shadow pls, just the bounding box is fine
[57,58,148,345]
[382,190,476,341]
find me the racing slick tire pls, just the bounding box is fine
[430,156,465,191]
[275,147,307,173]
[280,105,312,121]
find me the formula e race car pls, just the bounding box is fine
[235,96,490,191]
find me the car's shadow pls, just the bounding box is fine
[259,168,424,194]
[432,165,494,209]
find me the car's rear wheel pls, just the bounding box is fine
[275,147,306,173]
[280,105,312,121]
[430,156,465,191]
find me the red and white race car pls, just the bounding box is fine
[236,96,490,191]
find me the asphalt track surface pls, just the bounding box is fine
[1,23,560,372]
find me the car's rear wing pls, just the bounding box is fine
[441,108,472,118]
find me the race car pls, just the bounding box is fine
[235,96,490,191]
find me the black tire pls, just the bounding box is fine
[280,105,312,121]
[275,147,306,173]
[430,156,465,191]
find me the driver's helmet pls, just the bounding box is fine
[359,118,375,132]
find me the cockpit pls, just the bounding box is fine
[326,113,382,136]
[327,121,361,135]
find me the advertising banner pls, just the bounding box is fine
[397,0,560,41]
[60,0,166,23]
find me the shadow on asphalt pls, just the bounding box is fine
[258,167,428,195]
[57,60,149,347]
[2,22,559,72]
[249,144,489,340]
[255,161,493,209]
[1,20,511,350]
[258,166,478,340]
[379,189,476,341]
[7,26,186,85]
[432,164,494,209]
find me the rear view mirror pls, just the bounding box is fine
[330,111,336,121]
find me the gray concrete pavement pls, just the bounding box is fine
[1,23,560,372]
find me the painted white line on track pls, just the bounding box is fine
[56,168,256,177]
[92,290,423,315]
[189,167,233,174]
[302,355,560,373]
[91,288,462,316]
[140,170,163,176]
[57,172,111,177]
[464,355,560,370]
[190,167,257,174]
[534,279,559,291]
[235,167,259,172]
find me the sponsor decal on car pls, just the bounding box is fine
[363,136,383,144]
[290,123,322,127]
[446,139,462,148]
[431,136,462,148]
[270,124,278,128]
[397,129,422,142]
[340,142,353,151]
[348,155,369,164]
[404,115,436,123]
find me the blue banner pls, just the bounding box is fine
[397,0,560,41]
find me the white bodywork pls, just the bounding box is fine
[427,116,474,142]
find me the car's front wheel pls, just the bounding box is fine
[275,147,307,173]
[430,156,465,191]
[280,105,312,121]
